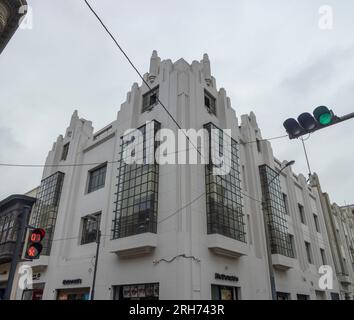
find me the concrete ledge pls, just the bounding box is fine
[207,234,248,258]
[272,254,294,271]
[338,274,352,285]
[110,233,157,258]
[26,255,49,271]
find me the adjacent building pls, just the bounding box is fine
[12,52,353,300]
[0,194,36,300]
[311,173,354,300]
[0,0,27,54]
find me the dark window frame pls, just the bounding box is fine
[320,248,327,265]
[87,163,107,194]
[61,143,70,161]
[259,165,294,258]
[80,213,101,245]
[29,172,65,256]
[298,204,306,224]
[305,241,313,264]
[277,292,291,300]
[112,121,160,239]
[211,284,239,300]
[313,214,320,233]
[113,283,159,300]
[204,123,245,242]
[142,86,159,113]
[204,90,216,116]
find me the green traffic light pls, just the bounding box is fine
[319,112,332,125]
[313,106,333,126]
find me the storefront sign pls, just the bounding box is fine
[62,279,82,285]
[215,273,239,282]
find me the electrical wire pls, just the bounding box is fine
[83,0,205,163]
[0,134,288,168]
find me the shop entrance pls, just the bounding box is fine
[56,287,90,300]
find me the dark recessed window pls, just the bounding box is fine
[297,294,310,300]
[314,214,320,233]
[87,164,107,193]
[81,213,101,245]
[142,86,159,113]
[256,139,261,153]
[277,292,291,300]
[305,241,313,264]
[298,204,306,224]
[320,248,327,265]
[61,143,70,161]
[204,90,216,115]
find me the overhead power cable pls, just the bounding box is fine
[0,134,288,168]
[83,0,205,162]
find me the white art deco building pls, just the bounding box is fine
[15,52,352,300]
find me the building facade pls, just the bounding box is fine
[0,0,27,54]
[311,173,354,300]
[15,52,351,300]
[0,194,36,300]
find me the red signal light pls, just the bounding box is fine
[30,229,45,243]
[26,243,43,259]
[25,228,45,259]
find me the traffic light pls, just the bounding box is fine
[25,228,45,259]
[283,106,337,139]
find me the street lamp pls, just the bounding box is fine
[87,214,101,301]
[262,160,295,300]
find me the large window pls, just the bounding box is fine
[259,165,294,258]
[204,90,216,115]
[112,121,160,239]
[87,163,107,193]
[30,172,65,255]
[0,212,17,262]
[204,123,245,242]
[81,213,101,245]
[142,86,159,113]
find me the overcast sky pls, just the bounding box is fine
[0,0,353,205]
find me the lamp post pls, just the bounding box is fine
[87,214,101,301]
[262,160,295,300]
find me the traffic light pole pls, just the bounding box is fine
[4,206,31,300]
[90,226,101,300]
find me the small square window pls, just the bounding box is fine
[142,86,159,113]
